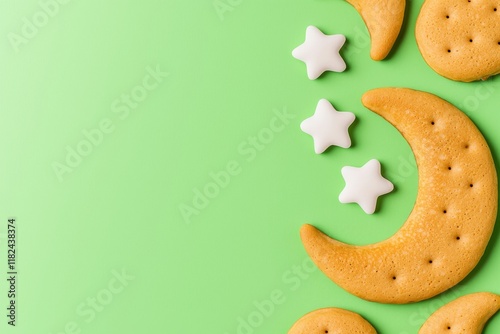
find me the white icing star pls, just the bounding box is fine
[292,25,347,80]
[339,159,394,214]
[301,99,355,154]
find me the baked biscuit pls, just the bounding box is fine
[419,292,500,333]
[346,0,405,60]
[416,0,500,81]
[289,308,377,334]
[301,88,497,303]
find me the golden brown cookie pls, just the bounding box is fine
[416,0,500,81]
[419,292,500,333]
[288,308,377,334]
[300,88,497,304]
[346,0,405,60]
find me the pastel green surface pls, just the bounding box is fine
[1,0,499,333]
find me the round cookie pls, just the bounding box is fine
[300,88,498,304]
[419,292,500,333]
[345,0,405,60]
[288,308,377,334]
[416,0,500,81]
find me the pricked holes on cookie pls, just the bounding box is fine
[430,119,441,131]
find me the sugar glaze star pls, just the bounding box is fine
[292,25,346,80]
[301,99,355,154]
[339,159,394,214]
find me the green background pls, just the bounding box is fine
[1,0,500,333]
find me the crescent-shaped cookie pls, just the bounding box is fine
[345,0,406,60]
[419,292,500,333]
[300,88,498,303]
[288,308,377,334]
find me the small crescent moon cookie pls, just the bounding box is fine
[288,308,377,334]
[416,0,500,81]
[345,0,405,60]
[419,292,500,333]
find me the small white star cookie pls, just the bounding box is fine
[292,25,346,80]
[301,99,355,154]
[339,159,394,214]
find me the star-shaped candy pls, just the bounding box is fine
[339,159,394,214]
[301,99,355,154]
[292,25,346,80]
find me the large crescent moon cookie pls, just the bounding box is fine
[345,0,405,60]
[416,0,500,81]
[300,88,498,304]
[419,292,500,333]
[288,308,377,334]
